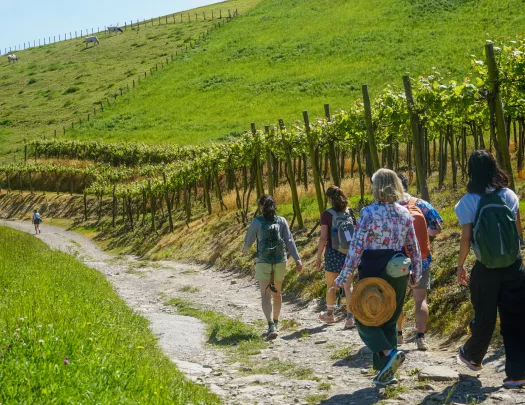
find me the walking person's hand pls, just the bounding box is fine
[296,262,303,272]
[457,266,468,286]
[409,273,419,288]
[315,256,323,270]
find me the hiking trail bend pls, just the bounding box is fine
[2,219,523,405]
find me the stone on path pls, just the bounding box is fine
[418,365,459,382]
[231,374,282,385]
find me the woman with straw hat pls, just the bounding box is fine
[334,168,422,386]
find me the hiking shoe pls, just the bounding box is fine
[503,378,525,389]
[344,316,356,330]
[397,332,404,345]
[374,350,406,386]
[416,335,429,351]
[267,323,278,340]
[457,346,482,371]
[318,312,336,324]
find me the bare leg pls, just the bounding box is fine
[397,311,404,331]
[271,281,283,321]
[259,281,272,322]
[413,289,429,333]
[344,277,354,314]
[325,271,338,312]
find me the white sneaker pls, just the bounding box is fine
[416,335,429,351]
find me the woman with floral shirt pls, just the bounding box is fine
[335,169,422,386]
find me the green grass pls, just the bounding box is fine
[329,345,355,361]
[178,285,200,293]
[49,0,525,147]
[2,0,525,158]
[165,297,266,352]
[0,0,260,159]
[0,226,218,404]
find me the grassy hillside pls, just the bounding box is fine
[0,226,219,404]
[0,0,260,159]
[56,0,525,145]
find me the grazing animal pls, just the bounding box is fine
[7,54,18,63]
[85,36,100,48]
[107,26,123,35]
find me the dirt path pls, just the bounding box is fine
[3,219,524,405]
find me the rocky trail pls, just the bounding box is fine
[3,219,524,405]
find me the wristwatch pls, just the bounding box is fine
[455,265,464,271]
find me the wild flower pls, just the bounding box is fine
[63,356,69,365]
[38,339,45,344]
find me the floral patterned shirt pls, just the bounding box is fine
[335,201,422,286]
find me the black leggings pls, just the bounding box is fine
[463,259,525,380]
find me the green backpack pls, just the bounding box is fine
[256,216,287,264]
[473,191,520,269]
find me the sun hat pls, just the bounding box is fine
[349,277,396,327]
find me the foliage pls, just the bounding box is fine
[0,227,218,404]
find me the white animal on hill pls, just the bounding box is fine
[107,26,123,35]
[85,36,100,48]
[7,54,18,63]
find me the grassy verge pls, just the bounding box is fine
[0,226,218,404]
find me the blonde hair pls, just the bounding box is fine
[371,169,405,203]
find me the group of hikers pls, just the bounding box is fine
[242,150,525,389]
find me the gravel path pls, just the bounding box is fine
[3,219,524,405]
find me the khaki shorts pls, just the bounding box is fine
[413,269,431,290]
[255,262,287,282]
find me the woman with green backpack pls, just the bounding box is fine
[455,150,525,389]
[316,186,357,329]
[242,195,302,339]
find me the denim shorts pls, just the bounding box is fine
[324,248,346,273]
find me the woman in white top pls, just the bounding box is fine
[455,150,525,389]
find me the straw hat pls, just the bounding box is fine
[350,277,396,327]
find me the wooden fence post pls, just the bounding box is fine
[251,123,265,197]
[362,85,381,172]
[403,76,430,202]
[163,173,174,232]
[279,119,303,228]
[265,126,274,196]
[304,111,324,216]
[324,104,341,186]
[486,43,515,190]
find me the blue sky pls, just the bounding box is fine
[1,0,217,55]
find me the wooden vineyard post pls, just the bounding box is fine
[279,119,303,229]
[304,111,324,216]
[403,76,430,202]
[202,171,212,215]
[324,104,341,186]
[448,125,457,189]
[162,173,174,232]
[83,192,88,221]
[265,126,274,196]
[148,180,156,232]
[362,85,380,172]
[485,43,515,190]
[356,142,365,204]
[251,123,265,197]
[112,184,117,227]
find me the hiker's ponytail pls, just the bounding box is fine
[326,186,348,212]
[259,195,277,222]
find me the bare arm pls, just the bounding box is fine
[457,224,472,286]
[316,225,329,270]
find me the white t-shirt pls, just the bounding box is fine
[455,188,519,225]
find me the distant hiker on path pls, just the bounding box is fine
[455,150,525,389]
[316,186,357,329]
[396,173,443,351]
[334,169,422,386]
[242,195,303,339]
[32,210,42,234]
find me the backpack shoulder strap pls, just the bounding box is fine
[327,208,337,216]
[407,197,419,208]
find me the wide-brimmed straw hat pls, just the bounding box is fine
[350,277,396,327]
